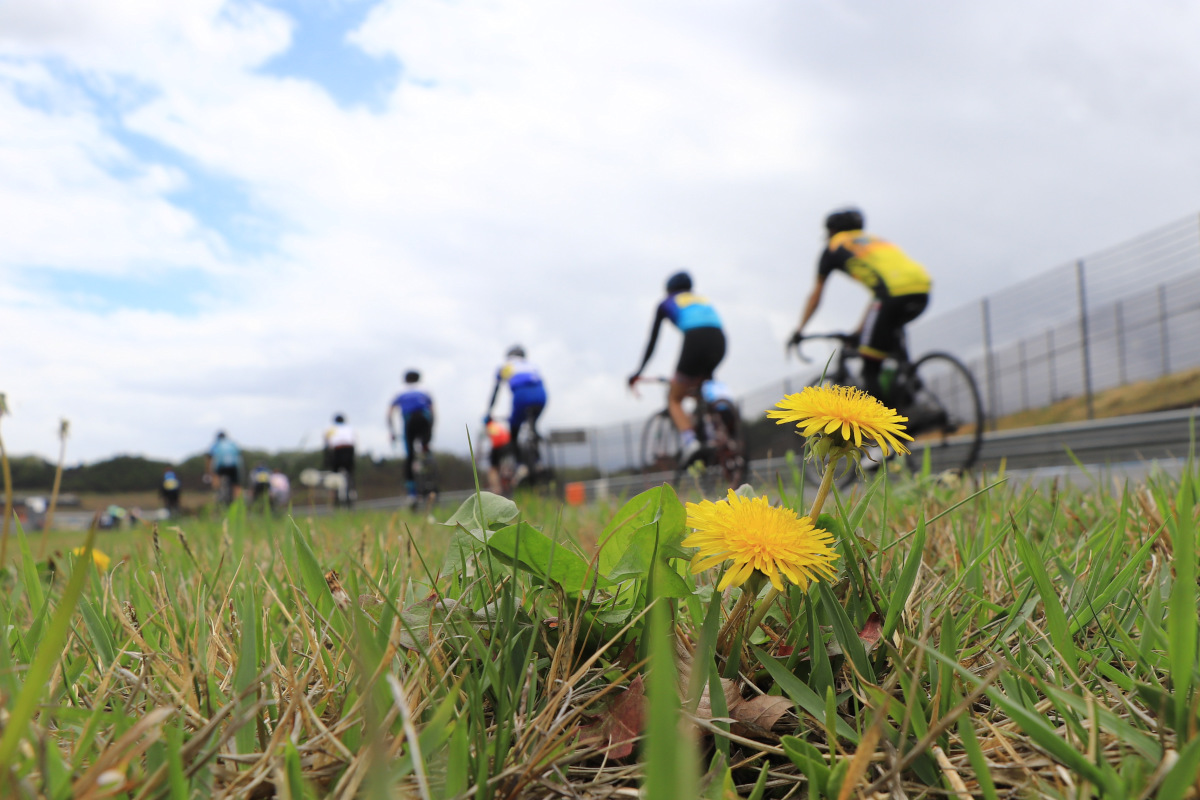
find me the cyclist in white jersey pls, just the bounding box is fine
[323,413,357,508]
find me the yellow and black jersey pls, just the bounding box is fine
[818,230,931,299]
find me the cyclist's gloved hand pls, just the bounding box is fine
[627,374,640,389]
[483,414,491,426]
[787,330,803,349]
[846,332,861,348]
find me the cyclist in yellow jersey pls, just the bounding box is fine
[789,208,932,402]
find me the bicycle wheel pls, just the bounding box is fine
[218,475,233,506]
[640,410,680,475]
[707,410,746,491]
[417,450,440,500]
[901,352,984,473]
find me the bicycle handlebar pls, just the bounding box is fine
[628,375,671,400]
[787,332,858,362]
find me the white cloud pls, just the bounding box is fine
[1,0,1200,465]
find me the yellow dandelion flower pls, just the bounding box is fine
[72,546,111,570]
[682,490,839,592]
[767,384,913,456]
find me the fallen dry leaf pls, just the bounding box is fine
[732,694,795,732]
[579,675,645,760]
[677,635,795,737]
[858,612,883,650]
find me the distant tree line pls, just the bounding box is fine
[5,450,482,500]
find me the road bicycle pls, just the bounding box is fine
[791,332,984,486]
[409,441,440,510]
[204,470,238,507]
[487,408,553,496]
[636,377,746,492]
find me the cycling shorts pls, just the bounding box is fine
[489,441,513,469]
[860,294,929,360]
[404,414,433,456]
[511,384,547,432]
[328,446,355,474]
[676,326,726,382]
[216,464,241,485]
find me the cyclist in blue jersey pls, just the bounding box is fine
[388,370,435,504]
[485,346,547,458]
[204,431,244,501]
[629,271,727,465]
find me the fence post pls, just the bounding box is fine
[591,429,602,477]
[981,299,997,430]
[1018,339,1029,411]
[623,422,635,473]
[1158,284,1171,377]
[1076,260,1094,419]
[1115,301,1126,385]
[1047,328,1057,402]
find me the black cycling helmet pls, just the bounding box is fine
[333,413,345,424]
[825,208,864,236]
[665,271,692,293]
[507,345,526,359]
[215,430,226,440]
[404,370,420,383]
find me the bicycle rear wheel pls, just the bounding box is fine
[901,352,984,473]
[709,411,746,491]
[640,410,680,475]
[414,448,439,506]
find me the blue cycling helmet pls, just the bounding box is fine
[665,271,692,293]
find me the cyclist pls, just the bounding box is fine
[702,379,740,442]
[485,418,513,494]
[159,470,181,517]
[789,207,932,403]
[269,468,291,512]
[250,462,272,508]
[387,370,435,505]
[485,346,547,470]
[323,413,357,508]
[628,271,726,465]
[204,431,243,502]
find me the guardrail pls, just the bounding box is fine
[331,406,1200,512]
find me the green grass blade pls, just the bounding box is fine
[1158,731,1200,800]
[1014,525,1079,675]
[883,515,925,639]
[0,528,95,778]
[643,600,698,800]
[956,715,998,800]
[14,520,45,614]
[1166,479,1197,734]
[289,520,335,615]
[78,593,117,670]
[233,583,260,757]
[753,646,859,743]
[816,582,874,682]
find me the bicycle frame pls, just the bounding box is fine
[793,332,886,387]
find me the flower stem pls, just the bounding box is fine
[740,456,844,645]
[808,453,841,520]
[743,586,782,643]
[716,583,756,657]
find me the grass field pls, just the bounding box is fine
[2,442,1200,798]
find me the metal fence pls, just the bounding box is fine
[543,214,1200,476]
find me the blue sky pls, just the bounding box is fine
[6,0,401,316]
[1,0,1200,463]
[258,0,399,111]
